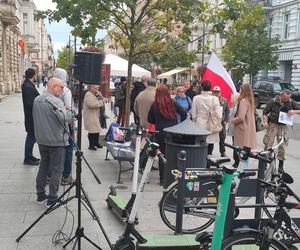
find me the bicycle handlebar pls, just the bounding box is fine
[225,143,273,163]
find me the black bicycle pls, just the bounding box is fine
[159,139,288,234]
[222,171,300,249]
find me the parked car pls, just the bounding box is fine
[253,80,300,108]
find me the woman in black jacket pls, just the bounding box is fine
[148,84,187,185]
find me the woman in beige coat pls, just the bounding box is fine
[83,85,104,150]
[231,83,256,167]
[192,80,221,162]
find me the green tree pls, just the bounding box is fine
[121,37,197,72]
[56,47,74,71]
[215,0,280,85]
[37,0,206,126]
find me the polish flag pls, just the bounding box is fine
[201,53,237,107]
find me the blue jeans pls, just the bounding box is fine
[24,132,36,161]
[63,128,74,178]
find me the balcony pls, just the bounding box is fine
[253,0,273,13]
[0,0,19,25]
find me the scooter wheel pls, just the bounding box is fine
[113,238,135,250]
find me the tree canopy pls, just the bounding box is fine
[56,46,74,71]
[37,0,207,125]
[215,0,281,84]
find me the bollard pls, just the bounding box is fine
[175,150,187,234]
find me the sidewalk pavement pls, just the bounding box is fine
[0,92,299,249]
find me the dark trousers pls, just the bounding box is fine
[88,133,99,148]
[117,107,125,127]
[207,143,214,168]
[219,126,226,155]
[24,132,36,161]
[36,145,65,200]
[232,137,240,167]
[63,129,73,178]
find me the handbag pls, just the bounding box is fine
[208,98,223,133]
[255,112,264,132]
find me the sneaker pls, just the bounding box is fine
[46,198,60,208]
[24,159,39,166]
[31,156,40,162]
[61,176,75,186]
[36,194,48,204]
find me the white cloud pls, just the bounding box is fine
[33,0,56,11]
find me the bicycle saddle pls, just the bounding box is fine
[207,156,231,167]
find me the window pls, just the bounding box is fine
[283,13,290,39]
[23,13,28,34]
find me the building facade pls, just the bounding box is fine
[263,0,300,88]
[0,0,20,96]
[0,0,54,98]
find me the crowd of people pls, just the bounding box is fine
[21,67,300,205]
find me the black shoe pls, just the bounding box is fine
[95,144,103,148]
[24,159,39,166]
[88,146,97,151]
[36,194,48,204]
[31,156,40,162]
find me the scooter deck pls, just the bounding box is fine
[106,194,127,219]
[136,234,199,250]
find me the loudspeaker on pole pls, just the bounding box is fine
[74,51,104,85]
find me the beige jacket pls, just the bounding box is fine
[134,86,156,128]
[83,91,103,133]
[232,99,256,149]
[192,91,221,144]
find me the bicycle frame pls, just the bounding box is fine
[262,178,300,246]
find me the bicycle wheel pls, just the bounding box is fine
[222,231,288,249]
[159,182,216,234]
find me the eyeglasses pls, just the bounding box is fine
[178,90,185,93]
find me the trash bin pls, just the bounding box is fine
[163,119,211,188]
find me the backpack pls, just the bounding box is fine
[115,84,125,101]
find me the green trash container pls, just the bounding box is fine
[163,119,211,189]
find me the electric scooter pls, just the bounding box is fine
[106,126,156,220]
[113,147,201,250]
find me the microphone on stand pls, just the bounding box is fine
[46,99,63,112]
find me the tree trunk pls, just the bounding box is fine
[125,52,133,127]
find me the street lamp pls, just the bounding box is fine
[66,35,82,82]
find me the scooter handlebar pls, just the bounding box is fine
[158,152,167,165]
[239,171,256,179]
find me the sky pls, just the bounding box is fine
[33,0,106,58]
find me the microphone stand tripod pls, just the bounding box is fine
[16,80,113,250]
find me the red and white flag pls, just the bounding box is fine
[201,53,237,107]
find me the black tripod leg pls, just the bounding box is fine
[63,234,76,249]
[16,183,76,242]
[80,185,113,249]
[72,238,78,250]
[82,234,102,250]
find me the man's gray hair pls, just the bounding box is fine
[148,78,157,87]
[53,68,68,86]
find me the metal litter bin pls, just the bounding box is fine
[163,119,211,188]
